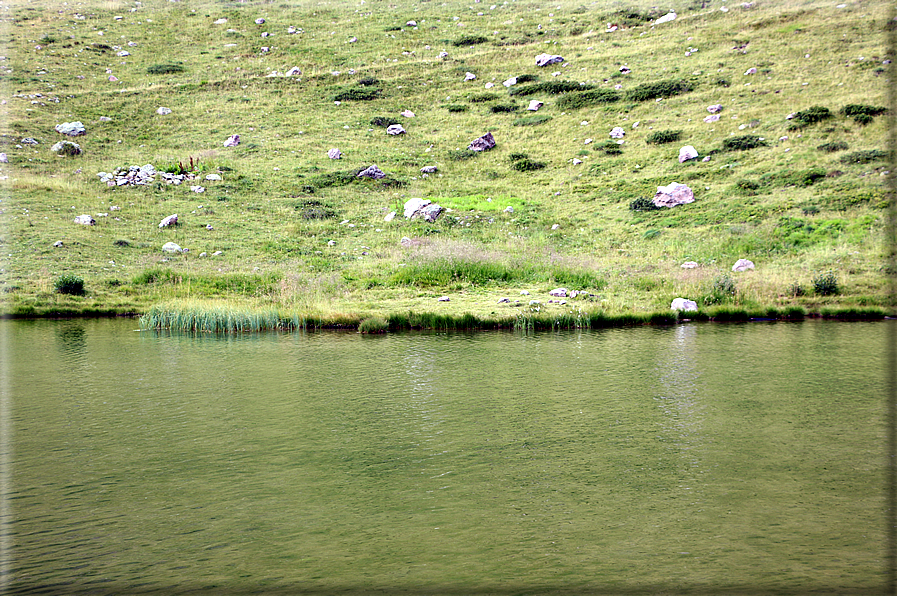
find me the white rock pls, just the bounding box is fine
[384,211,396,222]
[55,121,86,136]
[328,148,342,159]
[503,76,517,87]
[744,67,757,75]
[212,251,223,256]
[609,127,625,138]
[520,290,530,296]
[386,124,406,135]
[438,296,450,302]
[0,153,7,163]
[549,288,567,297]
[527,100,543,111]
[484,82,494,89]
[504,206,514,213]
[678,145,699,163]
[223,134,240,147]
[285,66,302,76]
[213,18,228,24]
[535,53,564,67]
[401,110,415,117]
[159,214,178,228]
[205,174,222,181]
[671,298,698,311]
[680,261,699,269]
[404,198,431,218]
[707,104,723,113]
[162,242,183,253]
[156,106,172,115]
[732,259,755,272]
[653,182,695,208]
[464,72,477,81]
[74,214,95,225]
[655,11,676,24]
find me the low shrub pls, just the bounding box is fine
[147,63,185,74]
[840,149,888,164]
[555,89,620,109]
[813,271,839,295]
[853,113,874,125]
[445,104,469,113]
[489,103,518,113]
[469,92,499,103]
[509,153,529,161]
[625,79,693,102]
[511,158,546,171]
[358,316,388,333]
[113,239,131,247]
[370,116,400,127]
[515,74,538,83]
[509,81,592,96]
[332,87,381,101]
[817,141,849,153]
[452,34,489,46]
[513,114,552,126]
[715,78,731,87]
[629,197,659,211]
[598,140,623,155]
[645,130,682,144]
[297,200,338,219]
[55,273,85,296]
[841,104,886,117]
[787,281,805,297]
[713,273,737,296]
[357,77,379,86]
[788,106,832,128]
[735,179,760,194]
[722,135,767,151]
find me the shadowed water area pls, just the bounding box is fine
[1,319,889,595]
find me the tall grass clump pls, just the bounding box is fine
[332,87,381,101]
[722,135,767,151]
[54,274,85,296]
[840,149,888,164]
[509,81,592,96]
[645,130,682,144]
[788,106,832,128]
[513,114,552,126]
[358,316,388,333]
[452,34,489,46]
[140,302,301,333]
[625,79,693,101]
[555,89,620,109]
[147,63,185,74]
[813,271,839,295]
[817,141,849,153]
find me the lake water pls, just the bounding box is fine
[1,319,891,595]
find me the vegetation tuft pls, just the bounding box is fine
[722,135,767,151]
[788,106,832,128]
[817,141,849,153]
[645,130,682,144]
[509,81,592,96]
[147,63,185,74]
[839,149,888,164]
[555,89,620,109]
[813,271,839,295]
[452,35,489,46]
[513,114,552,126]
[625,79,693,102]
[55,274,85,296]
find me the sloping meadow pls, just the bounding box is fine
[1,0,891,319]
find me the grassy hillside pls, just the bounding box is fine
[1,0,893,325]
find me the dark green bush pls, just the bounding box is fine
[445,104,469,113]
[840,104,887,117]
[629,197,659,211]
[509,153,529,162]
[113,239,131,247]
[555,89,620,109]
[645,130,682,144]
[332,87,381,102]
[147,63,185,74]
[489,104,518,113]
[788,106,832,128]
[840,149,888,164]
[510,158,546,171]
[625,79,693,102]
[468,92,499,103]
[598,140,623,155]
[789,167,826,187]
[452,35,489,46]
[512,114,552,126]
[370,116,400,127]
[447,149,479,161]
[715,78,731,87]
[722,135,767,151]
[509,81,592,96]
[357,77,379,86]
[55,274,85,296]
[515,74,538,83]
[813,271,839,295]
[817,141,849,153]
[853,113,874,125]
[735,179,760,193]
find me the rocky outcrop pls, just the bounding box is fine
[535,53,563,67]
[51,141,82,156]
[468,132,495,151]
[55,121,86,136]
[357,164,386,179]
[652,182,694,208]
[403,198,443,222]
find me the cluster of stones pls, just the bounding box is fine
[96,164,221,187]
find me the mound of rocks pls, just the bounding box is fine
[357,164,386,179]
[97,164,216,187]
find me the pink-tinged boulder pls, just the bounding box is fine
[159,214,178,228]
[328,148,342,159]
[357,164,386,179]
[535,53,564,67]
[652,182,694,208]
[671,298,698,312]
[707,104,723,113]
[609,127,625,139]
[468,132,496,151]
[732,259,755,272]
[223,134,240,147]
[527,100,543,111]
[678,145,699,163]
[703,114,720,123]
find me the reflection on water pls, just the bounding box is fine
[3,319,890,594]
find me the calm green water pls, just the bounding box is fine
[1,319,890,595]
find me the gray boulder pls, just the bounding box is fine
[162,242,183,253]
[549,288,568,297]
[55,121,86,136]
[159,214,178,228]
[419,203,444,223]
[328,148,342,159]
[671,298,698,311]
[357,164,386,179]
[51,141,82,156]
[535,53,564,67]
[468,132,496,151]
[652,182,694,208]
[420,165,438,174]
[707,104,723,114]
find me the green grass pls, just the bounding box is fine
[2,0,893,323]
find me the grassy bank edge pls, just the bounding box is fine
[2,303,889,333]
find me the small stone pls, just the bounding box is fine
[535,53,564,67]
[655,11,676,24]
[0,153,7,163]
[744,67,757,75]
[671,298,698,312]
[503,76,517,87]
[212,251,223,256]
[504,206,514,213]
[680,261,699,269]
[159,214,178,228]
[162,242,183,253]
[328,148,342,159]
[357,164,386,179]
[55,121,86,136]
[420,165,438,174]
[732,259,755,272]
[609,127,625,139]
[406,20,417,26]
[156,106,172,115]
[384,211,396,222]
[53,241,64,248]
[401,110,415,117]
[527,100,543,111]
[438,296,450,302]
[468,132,496,152]
[386,124,406,135]
[285,66,302,76]
[74,214,95,225]
[703,114,720,123]
[549,288,567,297]
[464,72,477,81]
[223,134,240,147]
[551,224,560,230]
[678,145,699,163]
[255,18,265,24]
[707,104,723,114]
[520,290,530,296]
[205,174,222,181]
[497,297,511,304]
[200,252,208,257]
